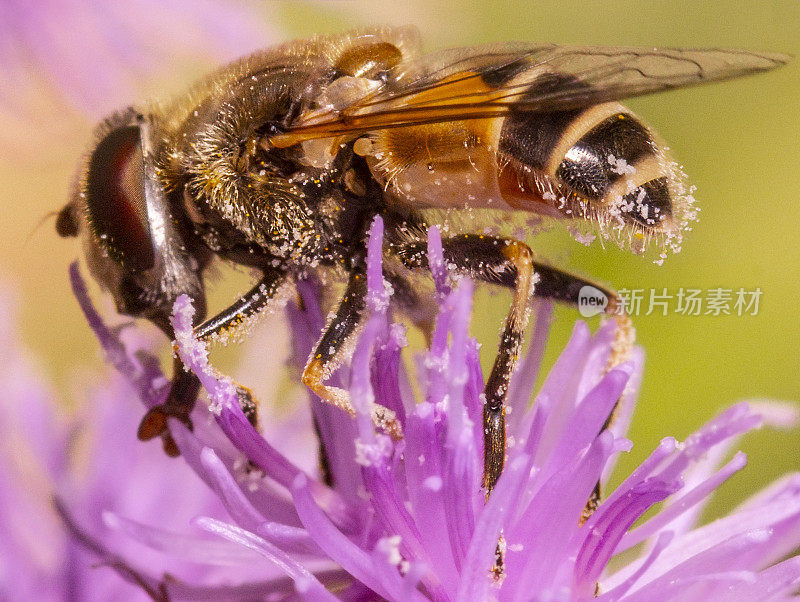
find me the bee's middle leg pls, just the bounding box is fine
[301,268,402,440]
[394,234,625,494]
[394,235,535,492]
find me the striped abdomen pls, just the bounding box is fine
[370,70,692,248]
[496,97,677,233]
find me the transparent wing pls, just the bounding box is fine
[270,43,789,146]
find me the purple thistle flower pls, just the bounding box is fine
[0,290,273,599]
[5,218,800,599]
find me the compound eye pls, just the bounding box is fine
[86,125,155,272]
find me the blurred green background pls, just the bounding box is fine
[1,0,798,519]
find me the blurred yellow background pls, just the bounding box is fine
[2,0,798,518]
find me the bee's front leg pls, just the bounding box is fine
[138,269,287,454]
[301,267,403,440]
[136,357,202,456]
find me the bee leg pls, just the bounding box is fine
[394,235,627,495]
[137,357,203,457]
[518,263,634,520]
[138,270,286,449]
[393,235,534,491]
[467,238,537,495]
[301,268,403,440]
[192,269,287,345]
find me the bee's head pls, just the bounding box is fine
[59,108,204,323]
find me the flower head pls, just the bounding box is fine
[27,217,795,600]
[6,4,797,599]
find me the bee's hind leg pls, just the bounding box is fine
[138,270,287,454]
[301,267,403,440]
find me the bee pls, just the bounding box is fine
[56,27,788,490]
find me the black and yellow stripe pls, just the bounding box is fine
[493,70,675,231]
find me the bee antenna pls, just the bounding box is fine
[24,211,60,246]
